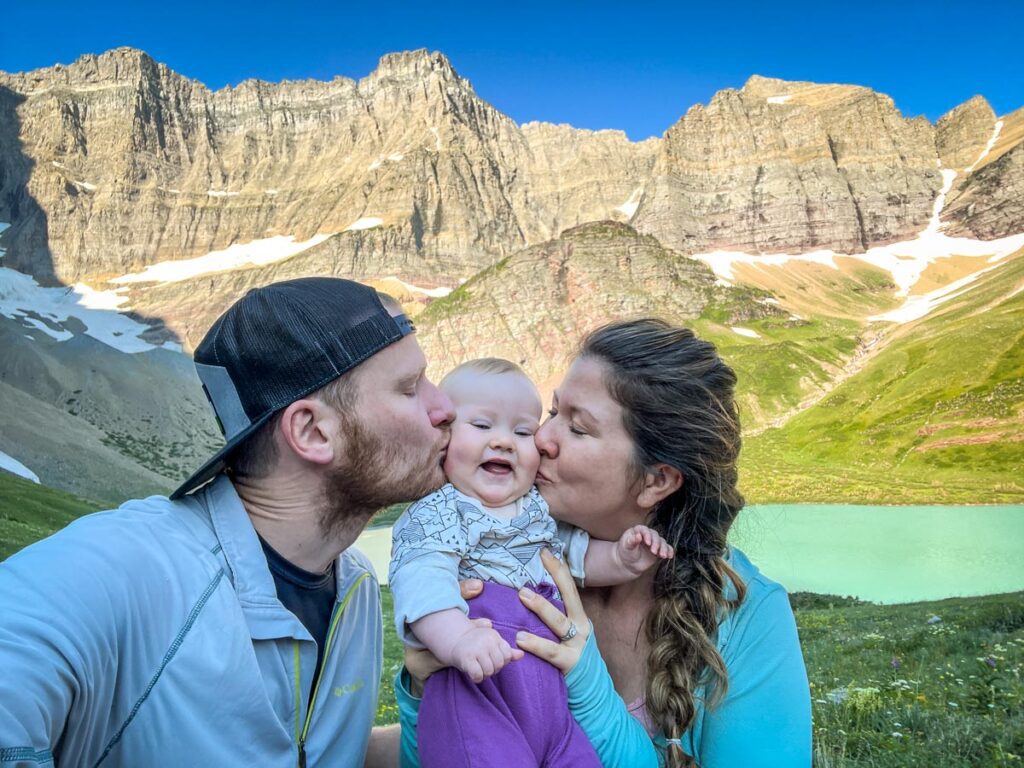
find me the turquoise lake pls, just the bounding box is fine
[356,505,1024,604]
[730,504,1024,604]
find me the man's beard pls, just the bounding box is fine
[320,411,446,538]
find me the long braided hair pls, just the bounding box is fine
[580,319,746,767]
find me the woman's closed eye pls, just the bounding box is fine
[547,407,586,436]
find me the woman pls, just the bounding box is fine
[398,319,811,766]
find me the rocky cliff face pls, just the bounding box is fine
[632,76,942,255]
[935,95,997,170]
[941,106,1024,239]
[0,48,656,285]
[2,52,1022,292]
[413,220,779,385]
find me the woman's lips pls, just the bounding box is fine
[535,471,551,484]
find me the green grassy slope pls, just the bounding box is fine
[801,592,1024,766]
[695,314,864,429]
[741,254,1024,504]
[0,471,98,560]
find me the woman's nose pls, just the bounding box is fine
[535,420,558,457]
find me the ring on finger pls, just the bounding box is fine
[560,621,578,642]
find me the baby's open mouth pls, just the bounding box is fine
[480,459,513,475]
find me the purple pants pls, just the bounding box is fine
[418,581,601,768]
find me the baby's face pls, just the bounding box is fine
[442,370,542,508]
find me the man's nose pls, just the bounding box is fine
[535,420,557,457]
[427,382,455,428]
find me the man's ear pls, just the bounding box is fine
[277,398,338,466]
[636,463,683,510]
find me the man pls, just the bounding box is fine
[0,278,454,767]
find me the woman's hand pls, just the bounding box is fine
[403,578,488,695]
[514,548,591,675]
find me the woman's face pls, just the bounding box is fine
[534,356,647,541]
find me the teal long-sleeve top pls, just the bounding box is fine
[396,546,811,767]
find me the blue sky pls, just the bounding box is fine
[2,1,1021,140]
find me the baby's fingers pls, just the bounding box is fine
[498,638,516,662]
[464,659,484,684]
[650,533,673,559]
[478,654,495,680]
[489,645,510,674]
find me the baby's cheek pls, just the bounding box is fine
[443,445,472,479]
[442,434,470,478]
[521,443,542,478]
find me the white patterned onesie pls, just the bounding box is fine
[388,483,588,646]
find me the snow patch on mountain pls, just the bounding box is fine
[0,450,39,484]
[111,234,333,285]
[616,188,643,219]
[345,217,384,232]
[0,268,176,353]
[386,276,452,298]
[868,258,1014,323]
[966,120,1004,172]
[695,249,838,283]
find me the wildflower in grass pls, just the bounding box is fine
[826,688,848,705]
[927,615,941,624]
[847,687,883,714]
[916,694,927,703]
[985,655,997,669]
[891,732,903,738]
[948,701,959,708]
[890,656,901,670]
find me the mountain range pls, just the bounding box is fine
[0,48,1021,506]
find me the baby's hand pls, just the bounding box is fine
[617,524,674,576]
[451,625,517,683]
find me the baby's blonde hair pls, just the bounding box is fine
[439,357,530,388]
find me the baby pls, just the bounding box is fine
[389,358,672,767]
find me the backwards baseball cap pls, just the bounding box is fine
[171,277,415,499]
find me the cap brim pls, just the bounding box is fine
[169,409,278,500]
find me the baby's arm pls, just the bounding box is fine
[582,524,674,587]
[411,609,519,683]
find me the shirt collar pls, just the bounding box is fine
[195,474,375,640]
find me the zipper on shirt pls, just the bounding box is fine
[294,572,370,767]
